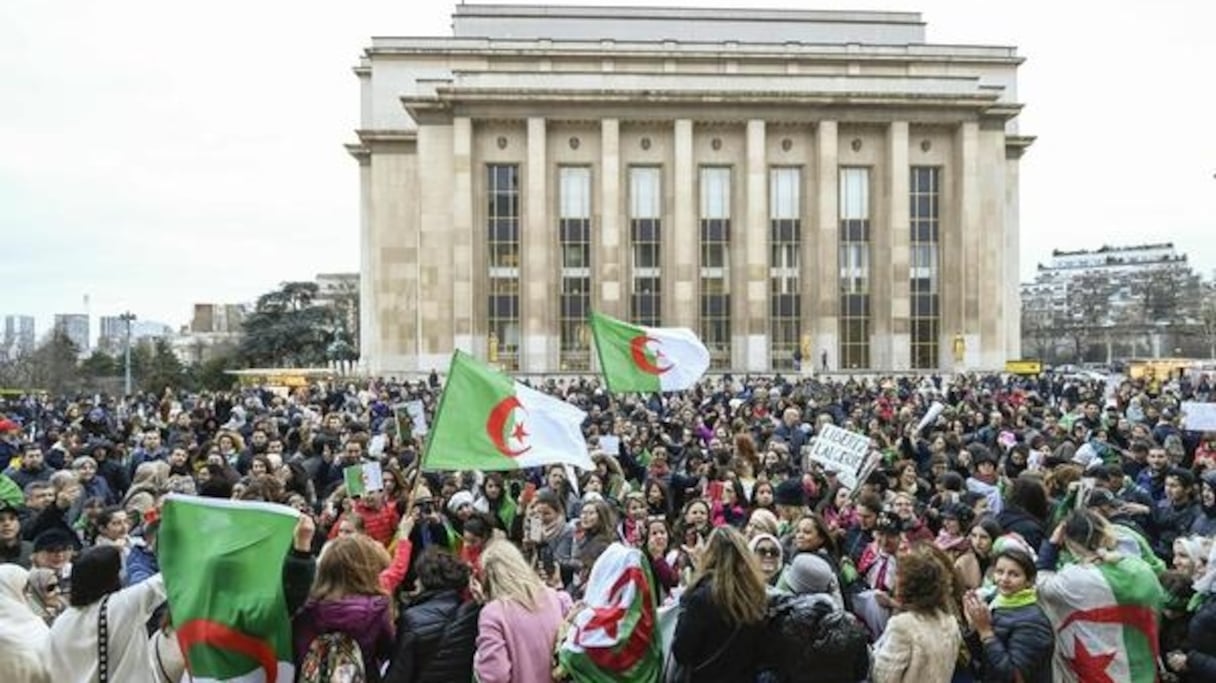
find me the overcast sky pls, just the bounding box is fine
[2,0,1213,344]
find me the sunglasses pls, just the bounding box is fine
[756,547,780,558]
[47,583,60,591]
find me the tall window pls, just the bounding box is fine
[910,166,941,369]
[838,167,871,369]
[558,166,592,371]
[629,167,662,326]
[769,167,801,371]
[699,166,731,368]
[487,164,521,369]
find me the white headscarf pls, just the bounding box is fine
[1194,540,1216,595]
[0,564,51,682]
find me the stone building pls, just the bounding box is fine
[350,4,1031,375]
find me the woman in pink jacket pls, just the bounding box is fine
[471,538,572,683]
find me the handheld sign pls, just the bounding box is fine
[404,400,429,436]
[805,424,871,489]
[1181,402,1216,432]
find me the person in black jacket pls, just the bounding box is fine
[671,526,769,683]
[384,548,479,683]
[1166,542,1216,681]
[995,475,1047,552]
[962,542,1054,683]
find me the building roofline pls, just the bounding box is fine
[453,4,925,26]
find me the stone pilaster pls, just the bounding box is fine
[670,118,696,328]
[417,125,455,372]
[887,121,911,370]
[452,117,474,356]
[599,118,623,319]
[814,121,839,369]
[951,120,981,370]
[523,117,551,372]
[744,119,768,370]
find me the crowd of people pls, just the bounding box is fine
[0,367,1214,682]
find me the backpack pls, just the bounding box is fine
[765,593,870,683]
[298,632,367,683]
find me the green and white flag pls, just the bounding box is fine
[159,496,299,683]
[423,350,593,472]
[589,311,710,393]
[558,543,661,683]
[343,461,383,496]
[1038,554,1163,683]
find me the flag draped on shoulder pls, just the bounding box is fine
[423,350,592,472]
[589,311,709,393]
[1039,554,1163,683]
[558,543,662,683]
[159,496,300,683]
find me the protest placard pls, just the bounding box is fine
[915,401,945,434]
[344,462,384,497]
[404,400,429,436]
[805,424,871,489]
[598,435,621,455]
[1181,402,1216,432]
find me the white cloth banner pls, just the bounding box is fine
[1182,402,1216,432]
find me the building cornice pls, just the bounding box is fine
[346,129,418,163]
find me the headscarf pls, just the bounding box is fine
[1193,539,1216,595]
[0,565,51,682]
[24,567,62,626]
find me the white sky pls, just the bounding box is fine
[2,0,1214,343]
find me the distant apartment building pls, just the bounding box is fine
[98,316,173,355]
[2,315,35,360]
[175,304,248,365]
[53,314,90,354]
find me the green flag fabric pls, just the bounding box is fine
[423,350,593,472]
[589,312,709,393]
[160,496,299,683]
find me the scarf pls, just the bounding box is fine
[992,587,1038,610]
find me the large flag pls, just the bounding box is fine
[558,543,662,683]
[159,496,300,683]
[1038,554,1164,683]
[423,350,593,472]
[589,311,710,393]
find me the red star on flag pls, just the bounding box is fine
[511,421,529,443]
[1068,636,1117,683]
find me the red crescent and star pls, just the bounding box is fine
[628,335,672,375]
[486,395,532,457]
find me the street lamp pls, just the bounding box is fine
[120,311,136,396]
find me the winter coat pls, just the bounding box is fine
[764,592,869,683]
[872,609,961,683]
[966,601,1054,683]
[996,505,1045,552]
[672,580,769,683]
[292,594,395,675]
[1185,594,1216,680]
[474,586,571,683]
[49,574,167,683]
[384,589,480,683]
[1152,500,1200,560]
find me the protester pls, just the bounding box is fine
[384,548,480,683]
[872,550,962,683]
[962,541,1054,683]
[0,564,52,682]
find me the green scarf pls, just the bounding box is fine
[992,587,1038,610]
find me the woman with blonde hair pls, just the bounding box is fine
[471,538,572,683]
[671,526,769,682]
[293,533,396,676]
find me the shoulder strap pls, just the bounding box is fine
[690,624,742,674]
[98,593,112,683]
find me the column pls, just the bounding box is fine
[745,119,768,371]
[598,119,624,319]
[523,117,551,372]
[452,116,474,356]
[355,153,378,372]
[952,120,980,370]
[814,121,839,370]
[887,121,911,370]
[1005,150,1022,359]
[979,126,1007,369]
[417,124,455,372]
[669,118,696,327]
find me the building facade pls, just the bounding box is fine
[2,315,35,360]
[351,4,1031,375]
[53,314,90,354]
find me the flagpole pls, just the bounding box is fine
[404,350,462,507]
[589,311,616,394]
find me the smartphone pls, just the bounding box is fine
[526,516,545,544]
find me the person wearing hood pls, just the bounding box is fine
[1190,471,1216,537]
[293,533,395,675]
[749,532,785,586]
[0,564,51,682]
[778,551,844,609]
[1165,539,1216,680]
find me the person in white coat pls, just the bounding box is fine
[0,564,51,683]
[49,545,167,683]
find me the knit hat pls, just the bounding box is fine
[33,529,77,552]
[774,478,805,507]
[446,490,475,514]
[781,553,843,608]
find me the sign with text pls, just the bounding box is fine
[805,424,871,489]
[404,400,429,436]
[1181,402,1216,432]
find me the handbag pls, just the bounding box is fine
[98,593,112,683]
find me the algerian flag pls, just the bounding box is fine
[558,543,661,683]
[589,311,710,393]
[159,496,299,683]
[423,350,593,472]
[1038,554,1163,683]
